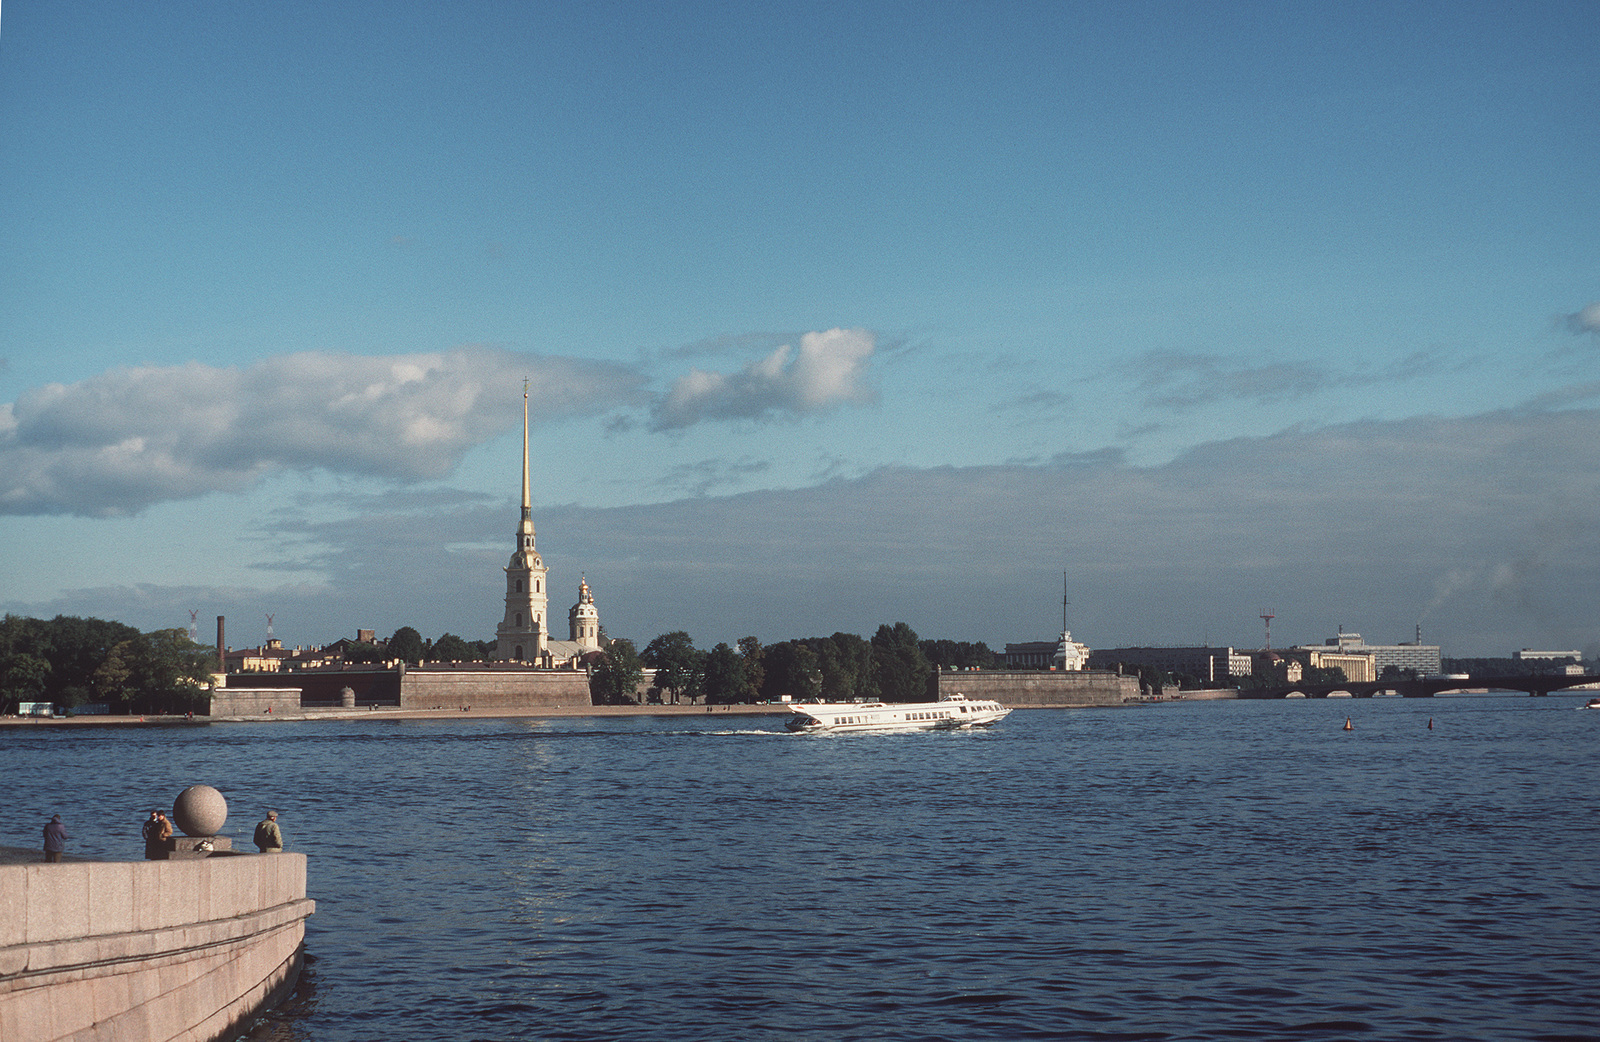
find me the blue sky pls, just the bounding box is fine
[2,1,1597,659]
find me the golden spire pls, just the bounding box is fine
[521,378,531,522]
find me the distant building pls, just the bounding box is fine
[1280,646,1377,683]
[1004,631,1090,670]
[1087,646,1252,684]
[1513,649,1581,662]
[1318,632,1441,676]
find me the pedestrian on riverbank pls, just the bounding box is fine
[142,809,172,859]
[254,810,283,853]
[43,814,67,862]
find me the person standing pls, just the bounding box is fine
[142,809,172,860]
[254,810,284,853]
[43,814,68,863]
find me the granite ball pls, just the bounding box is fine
[172,785,228,837]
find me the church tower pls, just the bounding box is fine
[495,383,549,662]
[568,576,601,650]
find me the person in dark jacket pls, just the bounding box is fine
[43,814,68,863]
[254,810,284,852]
[142,809,173,859]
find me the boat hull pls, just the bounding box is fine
[784,695,1010,733]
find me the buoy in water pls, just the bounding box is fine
[1428,718,1433,730]
[1343,717,1353,731]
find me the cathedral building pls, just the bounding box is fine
[494,385,604,667]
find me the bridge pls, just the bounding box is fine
[1237,674,1600,699]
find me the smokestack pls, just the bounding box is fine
[217,616,226,673]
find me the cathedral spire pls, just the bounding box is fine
[521,378,532,524]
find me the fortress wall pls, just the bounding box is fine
[0,853,313,1042]
[223,670,401,705]
[398,668,593,709]
[934,670,1137,706]
[208,686,300,717]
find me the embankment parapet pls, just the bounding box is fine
[0,852,313,1042]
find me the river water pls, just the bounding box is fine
[3,695,1597,1041]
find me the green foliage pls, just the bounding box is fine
[1,615,210,714]
[431,633,476,662]
[344,641,385,664]
[871,622,932,703]
[590,638,644,705]
[388,626,426,665]
[642,631,705,704]
[919,639,999,670]
[799,632,877,700]
[702,642,756,704]
[759,641,822,702]
[737,636,765,695]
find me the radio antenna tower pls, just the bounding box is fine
[1260,610,1275,650]
[188,610,199,642]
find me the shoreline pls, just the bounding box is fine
[0,703,797,727]
[0,700,1133,728]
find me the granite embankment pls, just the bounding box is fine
[0,846,313,1042]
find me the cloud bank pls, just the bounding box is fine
[650,328,875,430]
[19,404,1597,659]
[0,347,643,516]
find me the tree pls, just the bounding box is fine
[42,615,140,704]
[702,642,756,704]
[124,629,213,714]
[737,636,765,696]
[920,639,999,670]
[760,641,822,703]
[432,633,475,662]
[803,632,877,700]
[388,627,426,665]
[871,622,932,703]
[344,641,384,664]
[93,641,135,709]
[642,631,704,704]
[0,614,53,712]
[590,638,644,705]
[0,652,50,714]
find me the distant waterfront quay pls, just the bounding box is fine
[4,695,1597,1041]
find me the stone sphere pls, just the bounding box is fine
[172,785,228,837]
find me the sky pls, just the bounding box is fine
[2,1,1597,660]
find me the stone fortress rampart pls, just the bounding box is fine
[933,669,1137,706]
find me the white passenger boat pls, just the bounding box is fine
[784,693,1010,733]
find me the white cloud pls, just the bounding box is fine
[1567,302,1600,336]
[650,328,876,430]
[0,347,643,516]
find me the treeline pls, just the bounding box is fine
[590,623,998,705]
[344,627,496,665]
[1443,657,1588,677]
[0,614,214,715]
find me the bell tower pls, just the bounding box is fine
[495,381,548,662]
[568,576,601,650]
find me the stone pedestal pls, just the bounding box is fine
[165,835,233,860]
